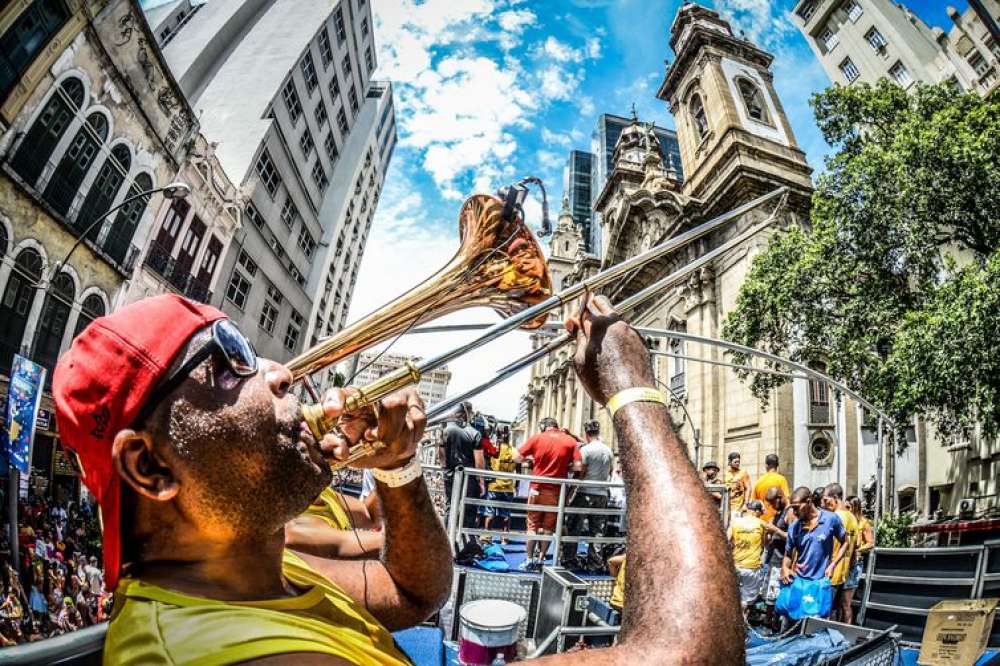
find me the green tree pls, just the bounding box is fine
[722,80,1000,441]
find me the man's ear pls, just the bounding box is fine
[111,429,180,502]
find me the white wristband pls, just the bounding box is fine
[371,457,422,487]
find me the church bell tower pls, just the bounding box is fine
[657,3,813,213]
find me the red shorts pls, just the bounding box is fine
[526,485,560,532]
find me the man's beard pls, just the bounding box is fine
[169,397,332,538]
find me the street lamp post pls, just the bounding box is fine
[5,182,191,568]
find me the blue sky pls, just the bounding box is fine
[349,0,966,419]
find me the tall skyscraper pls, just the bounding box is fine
[145,0,397,365]
[791,0,999,96]
[564,150,593,253]
[589,113,682,255]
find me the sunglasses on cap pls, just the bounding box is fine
[134,319,258,427]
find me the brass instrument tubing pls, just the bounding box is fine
[426,203,786,423]
[412,186,789,384]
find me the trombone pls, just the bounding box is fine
[292,183,789,469]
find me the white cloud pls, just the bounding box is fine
[540,127,572,148]
[585,37,602,59]
[713,0,795,50]
[543,36,577,62]
[539,66,580,101]
[498,8,536,32]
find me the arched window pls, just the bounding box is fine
[736,78,770,124]
[77,143,131,240]
[690,94,709,141]
[43,111,109,217]
[72,293,106,339]
[32,271,75,378]
[104,172,153,264]
[0,248,43,371]
[10,77,85,186]
[0,223,8,257]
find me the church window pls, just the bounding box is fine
[736,78,770,124]
[839,57,860,82]
[690,94,708,141]
[808,362,831,424]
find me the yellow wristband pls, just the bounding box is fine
[605,387,667,418]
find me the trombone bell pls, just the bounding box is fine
[292,193,553,453]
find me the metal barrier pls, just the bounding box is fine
[0,622,106,665]
[858,542,1000,646]
[446,467,627,564]
[444,466,729,564]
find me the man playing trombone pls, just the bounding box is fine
[53,292,743,664]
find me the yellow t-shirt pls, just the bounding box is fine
[488,444,518,493]
[105,550,412,666]
[724,469,750,512]
[855,516,871,551]
[751,471,791,522]
[610,557,626,610]
[302,486,353,530]
[831,508,859,586]
[731,515,766,570]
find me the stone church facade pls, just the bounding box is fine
[520,4,895,498]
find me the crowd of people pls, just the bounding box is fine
[0,494,110,645]
[707,454,876,630]
[439,405,618,572]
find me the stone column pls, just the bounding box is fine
[59,301,83,356]
[19,282,48,357]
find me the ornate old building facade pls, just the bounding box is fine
[0,0,240,499]
[520,4,888,493]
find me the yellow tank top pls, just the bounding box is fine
[610,557,626,610]
[488,444,518,493]
[302,486,353,530]
[731,515,765,569]
[831,508,858,586]
[104,550,412,666]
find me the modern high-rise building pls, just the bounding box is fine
[564,150,593,253]
[791,0,1000,96]
[352,351,452,407]
[145,0,397,365]
[589,113,682,255]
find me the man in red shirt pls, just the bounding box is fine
[514,417,581,571]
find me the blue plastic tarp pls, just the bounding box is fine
[745,628,849,666]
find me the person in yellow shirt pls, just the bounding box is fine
[822,483,859,623]
[285,486,385,559]
[53,298,451,665]
[483,432,519,543]
[728,501,782,614]
[724,451,751,514]
[608,553,626,615]
[751,454,791,522]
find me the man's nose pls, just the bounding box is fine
[262,359,293,397]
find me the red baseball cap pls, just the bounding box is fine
[53,294,226,591]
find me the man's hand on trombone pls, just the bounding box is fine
[305,386,427,470]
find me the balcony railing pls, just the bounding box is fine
[143,243,213,304]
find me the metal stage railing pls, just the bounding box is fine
[444,466,729,563]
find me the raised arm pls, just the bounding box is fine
[293,387,452,631]
[528,295,743,664]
